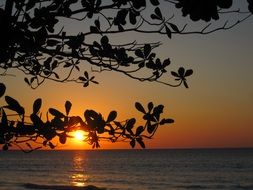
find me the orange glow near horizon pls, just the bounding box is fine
[2,12,253,150]
[73,130,86,142]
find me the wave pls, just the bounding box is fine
[173,184,253,189]
[22,183,107,190]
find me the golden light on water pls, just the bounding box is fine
[71,173,88,187]
[70,152,89,187]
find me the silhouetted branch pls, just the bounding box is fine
[0,0,252,151]
[1,0,251,89]
[0,83,174,150]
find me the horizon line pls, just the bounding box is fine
[7,147,253,151]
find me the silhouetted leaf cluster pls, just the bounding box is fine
[79,71,98,87]
[1,0,250,88]
[171,67,193,88]
[248,0,253,13]
[175,0,233,21]
[0,83,173,151]
[0,0,252,152]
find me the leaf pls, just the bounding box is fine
[129,10,137,25]
[0,83,6,98]
[135,49,144,58]
[165,25,172,39]
[248,1,253,13]
[150,0,160,6]
[160,118,174,125]
[118,24,124,32]
[96,0,102,8]
[218,0,233,9]
[44,57,52,68]
[5,96,25,115]
[65,101,72,116]
[64,62,72,68]
[153,105,164,115]
[81,0,87,7]
[84,71,89,79]
[51,118,63,131]
[144,44,151,58]
[154,7,163,20]
[44,129,57,140]
[48,142,55,149]
[171,71,179,77]
[163,58,171,67]
[91,80,99,84]
[75,65,80,71]
[185,69,193,77]
[24,78,30,85]
[83,81,89,87]
[43,141,47,146]
[115,9,128,25]
[146,60,155,69]
[130,139,135,148]
[53,72,59,79]
[95,19,100,29]
[126,118,136,135]
[33,98,42,114]
[136,138,145,148]
[169,23,180,33]
[114,121,123,129]
[84,110,99,123]
[107,111,117,122]
[183,81,189,88]
[51,60,58,70]
[26,0,36,11]
[151,14,160,20]
[136,126,144,136]
[148,102,154,112]
[132,0,146,9]
[147,124,157,134]
[101,35,109,45]
[55,45,61,52]
[79,77,86,81]
[135,102,146,114]
[1,109,8,127]
[138,61,145,68]
[87,11,93,19]
[93,41,101,50]
[24,13,31,22]
[155,58,162,67]
[49,108,65,118]
[30,113,44,128]
[30,77,36,84]
[90,26,99,33]
[126,118,136,130]
[59,134,67,144]
[178,67,185,77]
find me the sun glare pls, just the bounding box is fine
[74,130,86,141]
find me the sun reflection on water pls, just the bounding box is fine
[70,152,89,187]
[71,173,88,187]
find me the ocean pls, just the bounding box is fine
[0,149,252,190]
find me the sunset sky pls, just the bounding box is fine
[1,1,253,149]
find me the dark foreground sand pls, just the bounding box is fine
[23,183,107,190]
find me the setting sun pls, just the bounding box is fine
[73,131,86,141]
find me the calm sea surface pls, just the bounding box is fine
[0,149,252,190]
